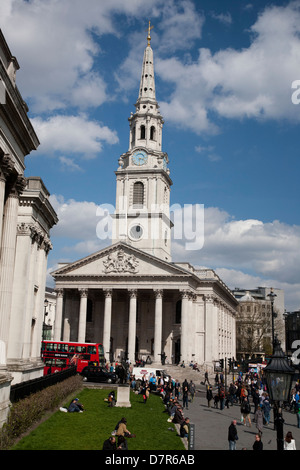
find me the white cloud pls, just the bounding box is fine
[157,1,300,133]
[31,114,119,159]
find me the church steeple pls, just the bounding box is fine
[112,24,173,261]
[138,21,156,102]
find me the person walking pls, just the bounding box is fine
[206,386,213,408]
[228,419,238,450]
[182,383,189,410]
[262,396,271,425]
[253,434,263,451]
[284,431,296,450]
[189,380,196,402]
[254,404,264,436]
[240,397,251,427]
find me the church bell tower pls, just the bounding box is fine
[112,22,173,262]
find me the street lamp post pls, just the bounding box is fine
[267,288,277,352]
[263,337,295,451]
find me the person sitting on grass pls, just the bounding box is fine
[68,397,84,412]
[102,436,117,450]
[115,417,136,438]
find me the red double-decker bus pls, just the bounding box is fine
[41,340,105,375]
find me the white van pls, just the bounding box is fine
[132,367,169,382]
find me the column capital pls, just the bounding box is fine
[128,289,137,299]
[78,288,88,298]
[180,289,194,300]
[103,288,113,298]
[55,288,64,298]
[154,289,163,299]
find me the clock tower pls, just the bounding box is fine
[112,22,173,261]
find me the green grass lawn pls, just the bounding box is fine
[11,388,185,451]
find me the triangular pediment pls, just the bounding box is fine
[51,242,191,279]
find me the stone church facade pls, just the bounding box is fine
[51,24,238,368]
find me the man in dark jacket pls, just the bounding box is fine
[228,420,238,450]
[102,436,117,450]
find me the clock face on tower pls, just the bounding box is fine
[129,224,144,240]
[132,151,148,166]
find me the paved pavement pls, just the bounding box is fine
[176,383,300,451]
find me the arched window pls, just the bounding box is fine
[150,126,156,140]
[133,182,144,207]
[140,125,145,139]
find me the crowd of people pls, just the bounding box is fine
[207,370,300,450]
[80,360,300,450]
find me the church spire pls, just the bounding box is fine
[138,21,156,102]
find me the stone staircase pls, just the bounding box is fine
[153,363,208,384]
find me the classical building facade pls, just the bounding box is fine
[0,30,57,425]
[233,286,285,359]
[51,25,238,369]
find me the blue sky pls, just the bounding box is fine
[1,0,300,310]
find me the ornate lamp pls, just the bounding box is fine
[264,338,294,402]
[264,337,295,450]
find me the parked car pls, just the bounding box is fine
[81,366,118,383]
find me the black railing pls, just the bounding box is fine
[10,366,77,403]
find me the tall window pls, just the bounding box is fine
[133,182,144,207]
[140,125,145,139]
[150,125,156,140]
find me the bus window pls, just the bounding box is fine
[45,358,55,366]
[69,345,75,353]
[55,359,67,368]
[46,343,57,352]
[57,343,68,352]
[76,346,86,354]
[87,346,96,354]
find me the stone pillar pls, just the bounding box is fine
[154,289,163,363]
[78,288,88,342]
[7,223,34,361]
[54,289,64,341]
[128,289,137,364]
[180,290,190,364]
[204,294,217,363]
[0,187,20,367]
[103,289,112,360]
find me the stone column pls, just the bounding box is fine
[154,289,163,363]
[204,294,217,363]
[103,289,112,360]
[0,184,22,366]
[78,289,88,342]
[128,289,137,364]
[7,223,34,361]
[180,290,190,364]
[54,289,64,341]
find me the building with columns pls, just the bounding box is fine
[0,30,57,426]
[51,25,238,369]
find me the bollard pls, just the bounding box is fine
[188,423,195,450]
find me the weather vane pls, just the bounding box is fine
[147,20,154,46]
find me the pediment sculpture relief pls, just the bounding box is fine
[103,249,139,274]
